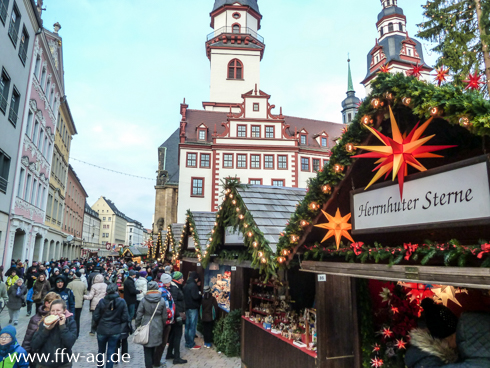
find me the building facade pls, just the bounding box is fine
[91,197,128,247]
[361,0,432,93]
[126,219,144,246]
[5,19,64,265]
[62,164,86,258]
[155,0,345,224]
[82,201,100,254]
[44,95,77,260]
[0,0,41,266]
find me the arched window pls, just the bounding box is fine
[348,113,352,122]
[380,27,384,36]
[49,89,54,107]
[45,78,50,94]
[388,22,394,32]
[399,22,403,31]
[232,23,240,33]
[34,57,41,79]
[40,68,46,88]
[228,59,243,79]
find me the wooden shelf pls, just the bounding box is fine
[252,282,274,287]
[252,296,275,302]
[251,309,269,316]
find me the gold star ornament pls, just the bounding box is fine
[314,208,354,250]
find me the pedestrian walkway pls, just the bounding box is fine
[0,304,241,368]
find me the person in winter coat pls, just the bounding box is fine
[183,271,202,349]
[200,285,219,348]
[31,299,77,368]
[0,281,8,309]
[24,262,39,317]
[6,271,19,289]
[87,269,101,291]
[83,273,107,335]
[135,282,167,368]
[67,272,87,338]
[52,276,75,315]
[0,325,29,368]
[123,271,141,321]
[167,271,187,364]
[22,292,61,355]
[7,279,27,325]
[79,269,88,289]
[153,274,176,366]
[93,283,130,368]
[49,269,61,289]
[32,273,50,312]
[135,271,148,311]
[116,273,124,299]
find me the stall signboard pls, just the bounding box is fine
[351,155,490,234]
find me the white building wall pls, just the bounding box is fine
[210,49,261,104]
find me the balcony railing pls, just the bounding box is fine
[0,2,7,25]
[8,106,17,126]
[8,21,18,47]
[0,176,7,193]
[0,93,7,114]
[207,26,264,44]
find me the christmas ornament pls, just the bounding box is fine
[407,63,423,79]
[371,357,384,367]
[314,208,354,250]
[434,67,449,86]
[463,72,485,90]
[379,63,391,73]
[431,285,463,307]
[381,327,393,339]
[372,343,381,353]
[353,106,456,198]
[395,338,407,350]
[379,288,392,303]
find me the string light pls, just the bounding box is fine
[300,220,309,227]
[361,115,372,126]
[371,98,381,108]
[252,241,258,248]
[290,234,299,243]
[309,202,318,211]
[345,143,355,153]
[459,116,471,127]
[402,97,412,106]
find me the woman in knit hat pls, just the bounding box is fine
[135,271,148,312]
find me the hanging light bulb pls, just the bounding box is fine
[261,257,267,264]
[459,116,470,127]
[290,234,299,243]
[282,249,290,256]
[278,257,284,263]
[244,224,248,229]
[252,241,258,248]
[232,200,237,205]
[333,164,344,173]
[345,143,355,153]
[239,214,244,220]
[402,97,412,106]
[361,115,372,126]
[300,220,309,227]
[209,237,213,242]
[235,207,240,212]
[229,194,234,199]
[430,107,441,116]
[371,98,381,108]
[258,251,263,257]
[321,184,332,194]
[309,202,318,211]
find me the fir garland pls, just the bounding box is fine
[275,72,490,267]
[213,309,242,357]
[201,179,276,277]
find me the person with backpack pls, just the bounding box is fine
[32,273,50,313]
[93,283,130,368]
[200,285,219,348]
[167,271,187,364]
[135,282,167,368]
[6,279,27,326]
[0,325,29,368]
[84,273,107,336]
[24,262,39,317]
[52,276,75,315]
[153,274,175,366]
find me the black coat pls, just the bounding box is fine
[25,266,39,289]
[169,281,185,315]
[93,294,130,336]
[22,304,49,353]
[87,271,101,291]
[31,316,77,367]
[183,274,201,310]
[123,277,139,305]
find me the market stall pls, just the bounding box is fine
[121,246,148,263]
[270,73,490,368]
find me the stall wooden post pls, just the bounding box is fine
[316,274,359,368]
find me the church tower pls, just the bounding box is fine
[204,0,265,112]
[361,0,432,93]
[341,58,360,124]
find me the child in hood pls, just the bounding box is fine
[0,325,28,368]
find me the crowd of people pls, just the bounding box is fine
[0,256,220,368]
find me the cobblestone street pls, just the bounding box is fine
[0,303,241,368]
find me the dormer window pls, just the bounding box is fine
[300,134,307,145]
[408,48,412,56]
[253,103,259,111]
[321,137,328,147]
[232,24,240,33]
[388,22,394,32]
[198,128,206,141]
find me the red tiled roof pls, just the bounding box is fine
[184,109,344,148]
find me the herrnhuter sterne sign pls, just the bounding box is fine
[351,155,490,234]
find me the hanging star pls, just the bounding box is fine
[407,63,423,79]
[434,66,449,86]
[372,343,381,353]
[353,106,456,198]
[431,285,462,307]
[379,63,391,73]
[381,327,393,339]
[379,288,392,303]
[463,72,485,90]
[391,306,399,314]
[395,339,407,350]
[371,357,384,367]
[314,208,354,250]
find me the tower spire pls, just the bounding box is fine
[347,55,354,93]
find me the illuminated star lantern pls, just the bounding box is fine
[381,327,393,339]
[371,357,384,368]
[314,208,354,250]
[463,72,485,90]
[379,63,391,73]
[408,63,424,79]
[431,285,462,307]
[372,343,381,353]
[434,67,449,86]
[395,339,407,350]
[353,106,456,198]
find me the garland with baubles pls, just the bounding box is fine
[201,178,276,277]
[275,72,490,267]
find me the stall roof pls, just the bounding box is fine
[122,246,148,257]
[192,212,216,250]
[237,185,306,252]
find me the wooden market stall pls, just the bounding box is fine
[121,246,149,263]
[268,73,490,368]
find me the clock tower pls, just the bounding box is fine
[204,0,265,112]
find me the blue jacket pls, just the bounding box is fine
[406,312,490,368]
[0,326,28,368]
[52,278,75,314]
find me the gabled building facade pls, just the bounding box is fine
[156,0,345,224]
[82,201,100,253]
[361,0,432,93]
[91,196,128,247]
[0,0,41,266]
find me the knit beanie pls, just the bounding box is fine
[172,271,183,281]
[421,298,458,339]
[139,270,148,277]
[160,273,172,284]
[148,281,159,291]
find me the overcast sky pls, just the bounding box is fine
[40,0,438,229]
